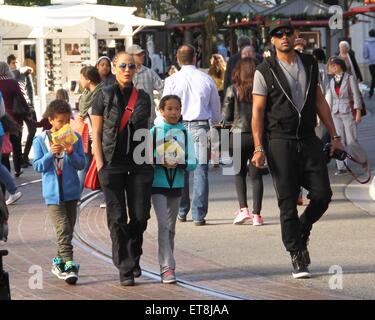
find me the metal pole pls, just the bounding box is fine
[342,0,350,39]
[36,35,47,118]
[89,19,98,65]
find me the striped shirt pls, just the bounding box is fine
[132,65,164,122]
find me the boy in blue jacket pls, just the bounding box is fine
[151,95,197,284]
[33,100,85,285]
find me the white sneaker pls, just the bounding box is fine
[233,208,252,225]
[100,202,106,208]
[6,191,23,205]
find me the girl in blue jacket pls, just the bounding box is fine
[151,95,196,284]
[33,100,85,285]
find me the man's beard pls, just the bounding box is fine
[278,45,293,53]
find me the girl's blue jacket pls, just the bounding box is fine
[151,120,197,189]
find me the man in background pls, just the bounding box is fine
[363,29,375,98]
[127,45,164,125]
[223,35,251,94]
[163,44,221,226]
[7,54,36,167]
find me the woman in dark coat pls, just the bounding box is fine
[0,62,29,177]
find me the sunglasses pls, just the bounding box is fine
[273,29,294,39]
[117,63,136,70]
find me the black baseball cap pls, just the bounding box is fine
[269,18,294,36]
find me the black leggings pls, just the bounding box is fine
[0,154,10,195]
[23,110,37,161]
[369,64,375,97]
[231,133,264,214]
[10,134,23,174]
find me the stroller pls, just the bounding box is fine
[0,189,11,300]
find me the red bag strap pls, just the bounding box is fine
[119,87,138,132]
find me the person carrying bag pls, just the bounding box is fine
[84,86,138,190]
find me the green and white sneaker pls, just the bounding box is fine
[64,260,80,285]
[51,257,67,280]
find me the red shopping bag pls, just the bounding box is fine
[84,156,101,190]
[1,133,12,155]
[348,80,367,119]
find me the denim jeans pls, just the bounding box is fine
[179,122,209,222]
[0,135,17,195]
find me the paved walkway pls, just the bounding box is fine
[1,98,374,300]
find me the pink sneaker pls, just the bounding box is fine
[252,214,264,226]
[233,208,252,225]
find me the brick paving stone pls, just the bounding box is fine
[1,181,215,300]
[78,196,355,300]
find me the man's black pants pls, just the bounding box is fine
[369,64,375,97]
[267,136,332,252]
[23,110,37,162]
[99,164,153,281]
[9,134,23,174]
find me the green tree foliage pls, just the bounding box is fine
[170,0,207,16]
[204,0,216,67]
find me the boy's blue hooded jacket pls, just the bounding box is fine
[33,132,85,205]
[151,120,197,189]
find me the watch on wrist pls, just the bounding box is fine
[332,135,341,141]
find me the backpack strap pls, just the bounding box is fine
[152,126,157,165]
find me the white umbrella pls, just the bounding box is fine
[0,3,164,111]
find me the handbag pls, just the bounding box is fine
[84,156,100,190]
[12,94,29,119]
[1,133,12,155]
[348,79,367,118]
[84,87,139,191]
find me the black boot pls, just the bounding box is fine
[290,249,311,279]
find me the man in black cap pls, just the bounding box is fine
[251,19,344,279]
